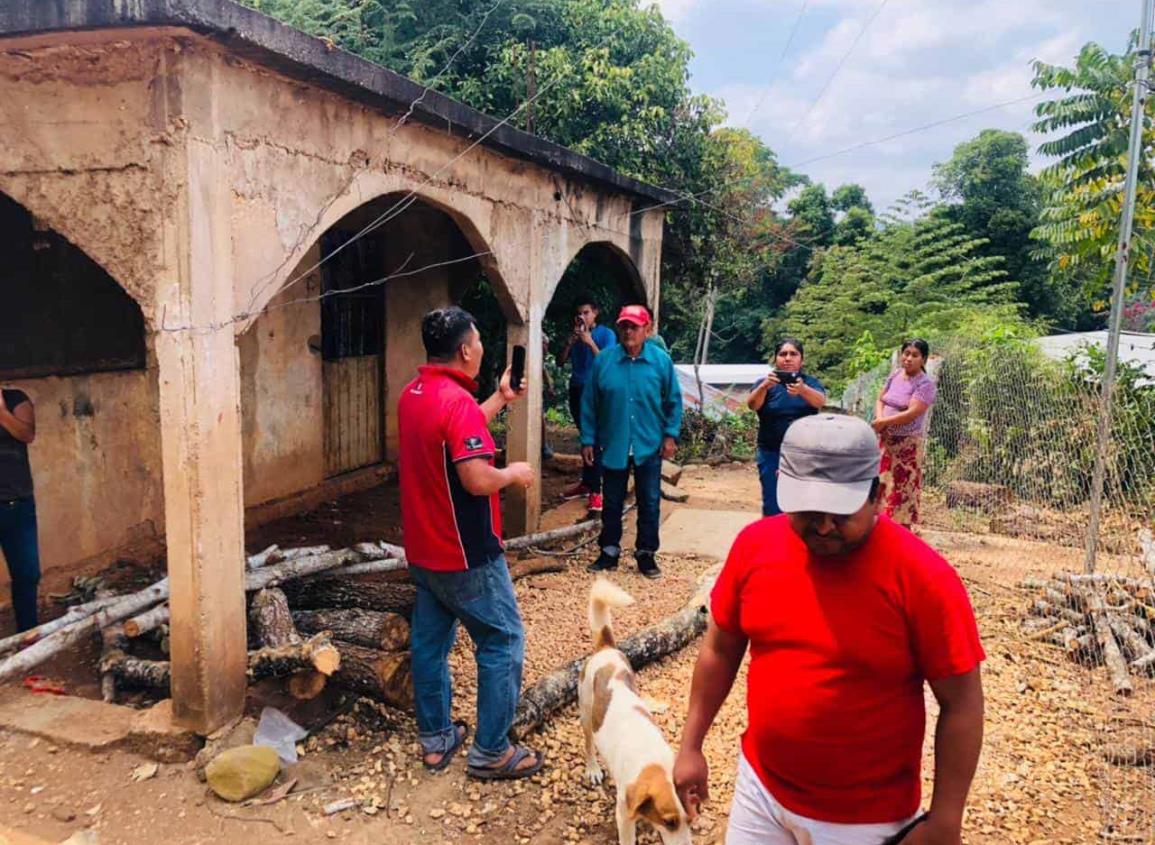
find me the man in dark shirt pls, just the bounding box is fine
[0,387,39,632]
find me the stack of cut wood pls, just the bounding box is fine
[0,520,597,709]
[1021,571,1155,696]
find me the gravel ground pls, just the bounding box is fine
[1,463,1152,845]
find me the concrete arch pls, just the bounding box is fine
[0,183,152,325]
[239,172,520,331]
[545,236,650,311]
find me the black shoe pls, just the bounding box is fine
[636,552,661,579]
[587,551,619,573]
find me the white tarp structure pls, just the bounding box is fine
[673,364,768,417]
[1035,331,1155,385]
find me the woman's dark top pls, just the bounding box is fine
[0,389,34,500]
[755,374,825,451]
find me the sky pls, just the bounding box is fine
[650,0,1139,210]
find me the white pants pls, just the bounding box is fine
[725,754,918,845]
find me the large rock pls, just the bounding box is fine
[661,460,684,486]
[945,480,1011,513]
[205,745,280,802]
[195,716,258,781]
[661,481,689,503]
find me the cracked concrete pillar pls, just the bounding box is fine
[155,134,247,734]
[503,315,543,537]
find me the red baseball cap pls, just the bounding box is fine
[616,305,651,327]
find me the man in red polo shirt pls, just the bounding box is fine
[399,306,543,781]
[674,414,985,844]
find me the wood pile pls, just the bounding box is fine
[0,521,593,712]
[1021,571,1155,696]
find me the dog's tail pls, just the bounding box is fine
[589,577,635,650]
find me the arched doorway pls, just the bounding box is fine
[237,193,509,515]
[0,190,160,618]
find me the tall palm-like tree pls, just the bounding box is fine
[1031,38,1155,310]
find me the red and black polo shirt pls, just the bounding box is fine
[398,365,504,571]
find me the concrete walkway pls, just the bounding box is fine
[661,508,759,559]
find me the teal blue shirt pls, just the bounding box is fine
[580,343,683,470]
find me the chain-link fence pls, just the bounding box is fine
[854,335,1155,841]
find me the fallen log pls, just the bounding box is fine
[505,519,598,551]
[0,594,122,656]
[99,623,128,704]
[106,633,341,694]
[1088,589,1133,697]
[246,545,281,569]
[319,558,407,578]
[124,605,170,638]
[945,480,1011,513]
[280,545,331,561]
[0,579,170,685]
[249,588,298,647]
[292,608,410,652]
[510,566,720,741]
[330,643,412,708]
[283,557,565,617]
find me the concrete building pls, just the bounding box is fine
[0,0,671,732]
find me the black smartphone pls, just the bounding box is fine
[774,369,800,385]
[511,345,527,392]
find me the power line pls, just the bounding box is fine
[786,93,1045,169]
[739,0,809,129]
[784,0,889,143]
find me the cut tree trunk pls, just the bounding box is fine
[505,520,598,551]
[0,594,122,656]
[99,623,128,704]
[105,633,341,694]
[1088,589,1134,696]
[124,605,170,638]
[292,608,410,652]
[283,558,564,618]
[248,633,341,680]
[945,481,1012,513]
[0,579,170,685]
[249,588,298,647]
[510,566,720,741]
[330,643,412,708]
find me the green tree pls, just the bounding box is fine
[1031,38,1155,314]
[786,184,835,248]
[932,129,1080,325]
[773,201,1016,389]
[832,183,873,214]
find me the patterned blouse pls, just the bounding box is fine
[880,370,937,437]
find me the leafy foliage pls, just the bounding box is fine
[772,201,1016,389]
[1031,39,1155,312]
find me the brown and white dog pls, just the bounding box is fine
[579,578,692,845]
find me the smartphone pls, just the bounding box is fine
[511,345,527,392]
[774,370,800,385]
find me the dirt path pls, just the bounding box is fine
[1,463,1152,844]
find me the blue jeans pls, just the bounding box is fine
[599,454,662,556]
[408,557,526,766]
[756,447,781,517]
[568,381,602,493]
[0,497,40,632]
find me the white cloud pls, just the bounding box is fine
[702,0,1132,207]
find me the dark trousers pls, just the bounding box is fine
[0,497,40,632]
[568,381,602,493]
[599,454,662,555]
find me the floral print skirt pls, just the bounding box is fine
[879,434,925,527]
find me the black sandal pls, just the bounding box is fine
[423,720,469,773]
[466,745,545,781]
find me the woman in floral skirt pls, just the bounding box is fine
[872,339,936,527]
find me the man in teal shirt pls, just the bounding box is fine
[581,305,682,579]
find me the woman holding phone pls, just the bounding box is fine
[747,338,825,516]
[872,338,936,528]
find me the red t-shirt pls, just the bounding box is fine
[711,514,984,824]
[398,365,503,571]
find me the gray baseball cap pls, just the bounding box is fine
[778,414,881,515]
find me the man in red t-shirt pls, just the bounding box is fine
[674,414,984,845]
[399,306,543,781]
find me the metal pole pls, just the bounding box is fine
[1084,0,1154,572]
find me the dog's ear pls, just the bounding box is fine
[627,765,683,831]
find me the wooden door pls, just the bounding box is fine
[320,230,385,477]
